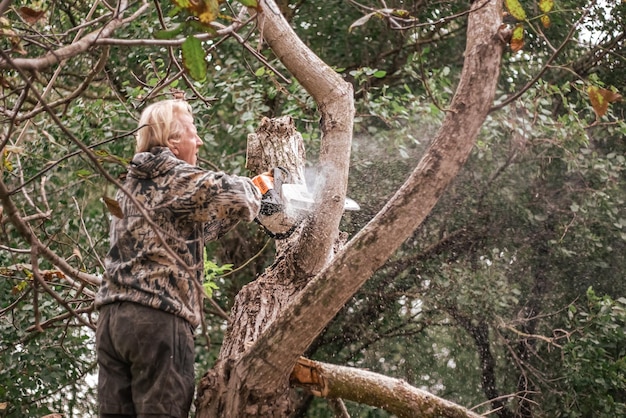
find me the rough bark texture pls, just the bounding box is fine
[196,0,356,414]
[196,0,505,416]
[253,0,355,276]
[291,358,483,418]
[245,116,308,260]
[196,116,309,417]
[223,0,505,392]
[246,116,306,182]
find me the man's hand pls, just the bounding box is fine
[251,171,274,195]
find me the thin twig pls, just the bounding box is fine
[221,238,271,277]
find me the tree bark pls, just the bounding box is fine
[196,0,505,416]
[254,0,355,275]
[196,116,310,417]
[291,357,484,418]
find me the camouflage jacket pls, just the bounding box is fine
[95,147,261,327]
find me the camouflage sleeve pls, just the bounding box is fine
[203,218,241,242]
[170,167,261,224]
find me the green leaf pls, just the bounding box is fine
[391,9,410,18]
[510,24,524,52]
[2,151,13,172]
[181,36,207,82]
[202,248,233,298]
[237,0,258,7]
[154,24,184,40]
[504,0,527,21]
[203,281,219,298]
[172,0,192,7]
[373,70,387,78]
[539,0,554,13]
[12,280,28,294]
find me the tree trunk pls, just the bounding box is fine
[196,0,505,416]
[196,116,310,416]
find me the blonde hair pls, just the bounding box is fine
[136,100,193,153]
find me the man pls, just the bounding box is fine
[95,99,262,417]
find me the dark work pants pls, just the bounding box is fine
[96,302,195,418]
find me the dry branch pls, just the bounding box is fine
[291,357,483,418]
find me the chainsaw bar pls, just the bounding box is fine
[281,184,360,212]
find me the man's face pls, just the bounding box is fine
[171,112,203,165]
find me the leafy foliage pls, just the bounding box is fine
[0,266,97,417]
[557,289,626,417]
[0,0,624,416]
[203,248,232,298]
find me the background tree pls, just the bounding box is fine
[0,0,624,417]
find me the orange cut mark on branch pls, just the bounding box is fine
[290,357,329,397]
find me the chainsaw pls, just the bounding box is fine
[252,167,359,239]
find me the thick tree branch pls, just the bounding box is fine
[242,0,504,388]
[198,1,505,416]
[255,0,355,275]
[291,357,483,418]
[197,1,356,413]
[0,0,10,18]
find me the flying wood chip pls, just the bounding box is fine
[587,86,622,119]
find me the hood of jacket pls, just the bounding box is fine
[128,147,183,180]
